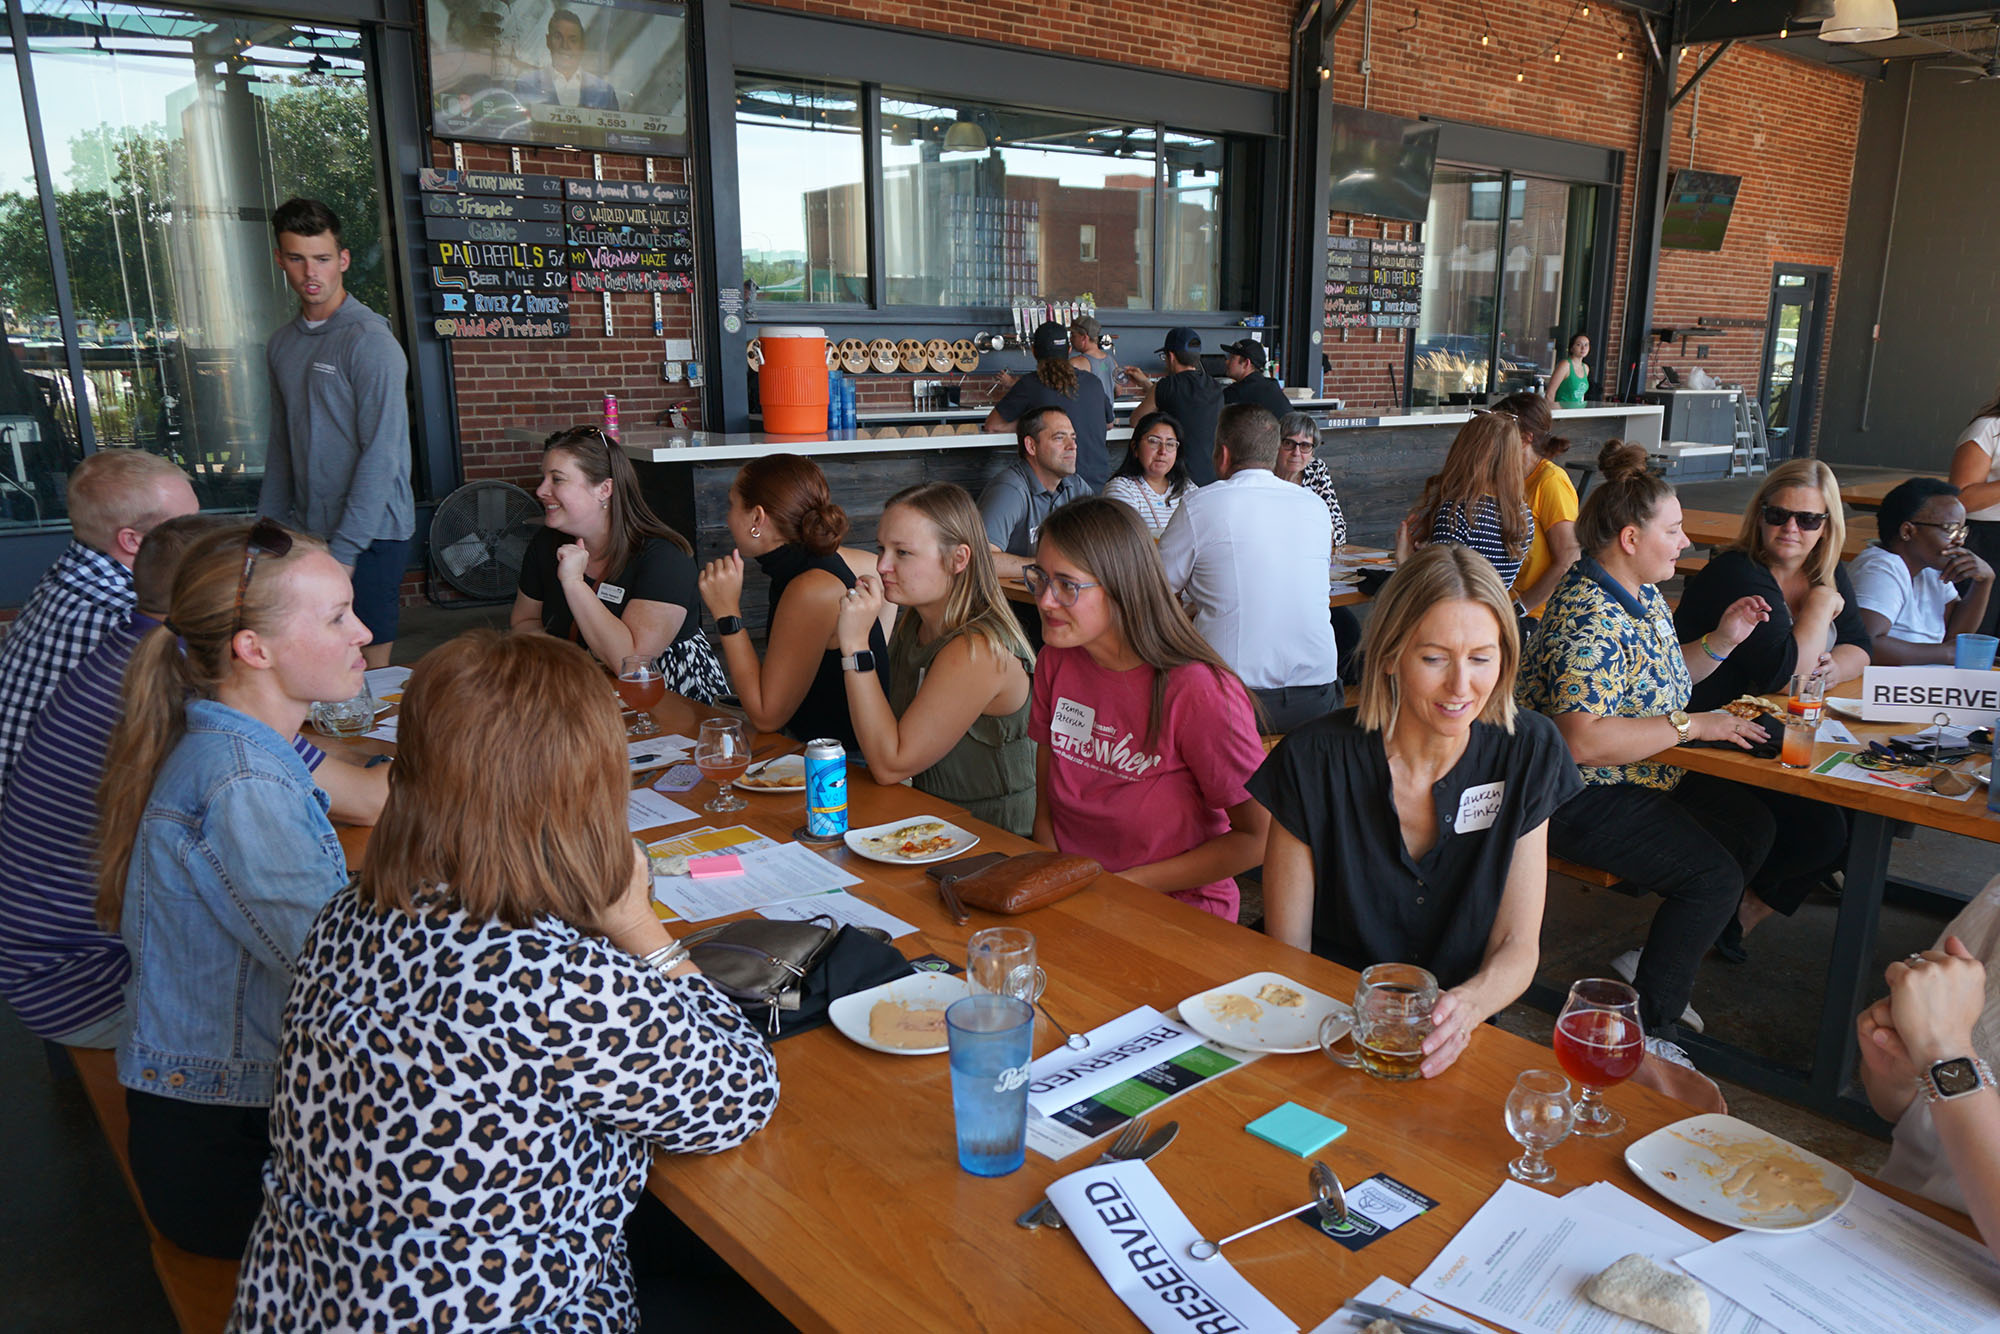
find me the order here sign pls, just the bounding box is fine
[1859,666,2000,728]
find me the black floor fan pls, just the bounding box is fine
[425,480,542,606]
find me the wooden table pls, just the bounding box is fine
[1650,690,1998,1127]
[1679,507,1875,556]
[1841,475,1927,511]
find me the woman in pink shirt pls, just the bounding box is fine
[1027,498,1270,920]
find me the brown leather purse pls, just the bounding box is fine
[931,851,1102,917]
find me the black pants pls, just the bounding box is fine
[1969,520,2000,638]
[126,1088,272,1259]
[1547,773,1773,1033]
[626,1191,797,1330]
[1331,607,1363,687]
[1249,681,1343,733]
[1745,788,1848,915]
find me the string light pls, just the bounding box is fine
[1516,69,1525,81]
[1480,32,1490,44]
[1616,49,1624,59]
[1553,49,1562,61]
[1580,3,1589,13]
[1779,24,1788,36]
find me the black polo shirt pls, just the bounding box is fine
[1248,707,1581,989]
[1222,372,1294,422]
[1154,370,1223,486]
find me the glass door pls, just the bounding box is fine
[1759,265,1830,462]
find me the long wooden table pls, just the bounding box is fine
[1680,507,1875,556]
[1841,474,1925,511]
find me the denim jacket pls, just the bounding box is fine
[118,699,347,1106]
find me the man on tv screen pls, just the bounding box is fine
[516,8,619,110]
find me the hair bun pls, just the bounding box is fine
[799,499,850,554]
[1596,439,1649,483]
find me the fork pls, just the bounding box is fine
[1016,1116,1150,1230]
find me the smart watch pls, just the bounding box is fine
[1669,709,1692,745]
[714,615,744,636]
[841,649,876,673]
[1920,1055,1995,1104]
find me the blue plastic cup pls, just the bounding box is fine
[1956,634,1999,671]
[946,994,1035,1177]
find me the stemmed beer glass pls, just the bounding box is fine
[1553,978,1644,1137]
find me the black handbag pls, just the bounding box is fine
[680,916,912,1039]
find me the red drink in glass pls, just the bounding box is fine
[1553,1009,1643,1090]
[616,674,666,713]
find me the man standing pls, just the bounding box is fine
[1848,477,1994,665]
[515,9,619,110]
[1069,314,1117,404]
[978,407,1090,580]
[260,197,414,668]
[1158,405,1339,732]
[0,450,197,799]
[1126,328,1222,486]
[1220,338,1293,419]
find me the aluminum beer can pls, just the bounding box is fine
[805,739,848,837]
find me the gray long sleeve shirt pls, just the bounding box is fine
[259,294,415,565]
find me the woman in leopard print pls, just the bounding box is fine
[232,632,779,1331]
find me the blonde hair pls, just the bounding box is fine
[356,631,633,930]
[67,450,191,554]
[96,521,326,929]
[1353,545,1519,734]
[1407,414,1529,557]
[1732,458,1846,588]
[883,483,1033,667]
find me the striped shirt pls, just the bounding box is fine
[0,542,133,802]
[1426,497,1535,592]
[0,615,326,1042]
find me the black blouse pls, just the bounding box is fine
[1247,708,1581,989]
[518,528,701,651]
[1673,549,1872,712]
[756,543,889,756]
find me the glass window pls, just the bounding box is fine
[1414,167,1502,405]
[21,1,389,515]
[1495,176,1581,396]
[1160,132,1221,312]
[736,75,866,305]
[879,95,1153,309]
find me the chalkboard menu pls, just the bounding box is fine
[1324,234,1424,330]
[417,169,696,337]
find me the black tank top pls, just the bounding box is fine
[754,543,890,757]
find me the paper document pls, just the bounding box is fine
[759,889,917,938]
[365,717,399,743]
[1678,1183,2000,1334]
[1025,1007,1205,1119]
[1815,718,1859,746]
[626,787,697,832]
[1810,750,1980,801]
[1307,1276,1492,1334]
[628,735,695,772]
[650,841,859,920]
[1046,1160,1296,1334]
[363,665,412,700]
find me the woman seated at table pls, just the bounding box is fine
[1028,498,1270,921]
[511,425,728,700]
[698,453,889,755]
[1846,477,1995,665]
[1516,442,1784,1038]
[1253,545,1581,1077]
[1102,411,1195,540]
[1276,412,1348,546]
[233,631,780,1329]
[1674,458,1871,711]
[95,520,367,1258]
[834,483,1036,835]
[1399,412,1535,595]
[1493,392,1582,620]
[1856,872,2000,1262]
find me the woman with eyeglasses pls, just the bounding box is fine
[512,425,727,700]
[1949,380,2000,637]
[94,519,367,1258]
[1274,413,1347,546]
[1027,498,1270,921]
[1673,458,1871,714]
[1103,411,1196,539]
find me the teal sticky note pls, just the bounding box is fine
[1247,1102,1347,1158]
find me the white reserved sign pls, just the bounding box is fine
[1858,666,2000,727]
[1026,1007,1204,1118]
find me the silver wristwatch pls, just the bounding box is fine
[1920,1054,1996,1104]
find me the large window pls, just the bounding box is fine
[0,45,74,527]
[736,76,866,305]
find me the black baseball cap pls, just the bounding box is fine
[1219,338,1267,369]
[1157,327,1201,358]
[1031,321,1068,360]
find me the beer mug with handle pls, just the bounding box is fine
[1319,963,1438,1080]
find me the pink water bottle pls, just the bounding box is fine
[603,392,620,439]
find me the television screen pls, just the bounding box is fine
[1326,105,1440,222]
[1660,169,1741,251]
[426,0,688,156]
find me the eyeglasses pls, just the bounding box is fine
[1280,437,1317,451]
[1021,564,1099,607]
[1140,433,1179,449]
[1760,504,1829,532]
[1910,519,1970,543]
[232,518,294,634]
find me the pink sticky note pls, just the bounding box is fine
[687,854,745,879]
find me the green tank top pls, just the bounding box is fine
[1554,365,1588,407]
[887,625,1036,837]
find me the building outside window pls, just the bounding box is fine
[736,76,867,305]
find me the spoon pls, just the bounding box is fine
[1024,972,1088,1050]
[1188,1161,1346,1262]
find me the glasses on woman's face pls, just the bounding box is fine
[1021,564,1099,607]
[233,518,294,635]
[1281,437,1316,453]
[1141,433,1178,452]
[1911,519,1970,544]
[1760,503,1829,532]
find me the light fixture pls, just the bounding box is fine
[1819,0,1896,42]
[1616,49,1625,58]
[1480,32,1490,44]
[1516,69,1525,81]
[1581,3,1589,14]
[1780,24,1789,36]
[1793,0,1837,20]
[942,115,987,152]
[1553,49,1562,61]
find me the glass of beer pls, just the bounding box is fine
[1554,977,1645,1136]
[616,655,665,736]
[1321,963,1437,1080]
[695,717,751,812]
[309,680,376,738]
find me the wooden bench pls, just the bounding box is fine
[66,1047,240,1334]
[1548,855,1647,899]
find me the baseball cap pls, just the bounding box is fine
[1220,338,1267,369]
[1031,321,1069,360]
[1157,327,1201,358]
[1072,313,1103,339]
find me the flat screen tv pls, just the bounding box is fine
[1660,169,1741,251]
[1326,105,1440,222]
[426,0,689,156]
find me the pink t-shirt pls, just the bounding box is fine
[1030,646,1264,920]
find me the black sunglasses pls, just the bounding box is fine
[233,518,294,634]
[1760,504,1829,532]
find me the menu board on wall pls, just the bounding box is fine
[1324,234,1424,330]
[420,170,573,338]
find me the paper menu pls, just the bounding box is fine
[626,787,697,832]
[628,734,695,772]
[363,665,412,701]
[1307,1277,1492,1334]
[650,841,860,920]
[758,890,917,938]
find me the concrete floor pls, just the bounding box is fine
[5,463,1983,1325]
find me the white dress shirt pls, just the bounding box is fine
[1157,467,1337,690]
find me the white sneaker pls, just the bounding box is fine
[1607,949,1704,1035]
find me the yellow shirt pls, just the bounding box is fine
[1515,459,1580,616]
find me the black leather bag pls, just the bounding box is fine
[680,916,912,1040]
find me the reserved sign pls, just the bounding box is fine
[1859,666,2000,727]
[1027,1007,1203,1118]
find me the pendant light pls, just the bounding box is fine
[1819,0,1897,43]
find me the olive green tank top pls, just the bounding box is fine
[887,625,1036,837]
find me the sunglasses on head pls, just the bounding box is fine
[233,518,294,634]
[1760,503,1828,532]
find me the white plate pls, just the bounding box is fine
[843,817,980,865]
[734,754,807,791]
[1624,1113,1855,1233]
[827,971,968,1055]
[1823,696,1866,721]
[1972,760,1991,787]
[1174,971,1351,1054]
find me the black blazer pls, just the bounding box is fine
[1673,548,1871,712]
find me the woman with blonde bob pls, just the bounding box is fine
[836,483,1036,835]
[1253,545,1581,1076]
[233,631,778,1330]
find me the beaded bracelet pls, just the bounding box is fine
[1699,634,1729,662]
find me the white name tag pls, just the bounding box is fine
[1453,780,1505,834]
[597,582,626,605]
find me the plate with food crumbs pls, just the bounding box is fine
[1624,1113,1854,1232]
[827,971,969,1055]
[734,754,807,791]
[843,817,979,865]
[1174,971,1350,1054]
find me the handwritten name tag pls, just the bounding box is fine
[597,582,626,605]
[1453,781,1505,834]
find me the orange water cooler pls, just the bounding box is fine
[756,326,830,433]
